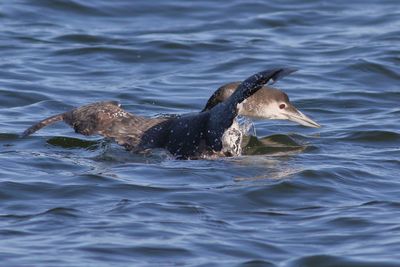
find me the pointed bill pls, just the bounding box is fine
[284,105,321,128]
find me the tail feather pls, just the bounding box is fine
[21,113,65,137]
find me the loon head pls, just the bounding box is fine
[203,82,320,128]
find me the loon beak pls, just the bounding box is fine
[284,105,321,128]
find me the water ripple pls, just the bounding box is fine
[286,255,399,267]
[1,0,400,266]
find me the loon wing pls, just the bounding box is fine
[202,82,241,112]
[22,101,168,150]
[206,68,296,151]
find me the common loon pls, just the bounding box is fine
[22,68,319,159]
[203,81,320,128]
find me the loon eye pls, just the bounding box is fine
[279,103,286,109]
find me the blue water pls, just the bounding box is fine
[1,1,400,266]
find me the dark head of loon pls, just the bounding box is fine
[202,82,320,128]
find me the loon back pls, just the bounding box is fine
[22,68,295,159]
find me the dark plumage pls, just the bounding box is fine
[22,68,296,159]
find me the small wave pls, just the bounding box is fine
[33,0,109,17]
[360,200,400,208]
[238,259,276,267]
[0,207,80,221]
[51,45,184,63]
[0,229,30,237]
[52,46,139,57]
[53,34,122,45]
[0,88,50,108]
[342,59,400,81]
[285,254,399,267]
[79,244,194,260]
[339,130,400,143]
[327,216,372,228]
[0,133,20,141]
[41,207,81,218]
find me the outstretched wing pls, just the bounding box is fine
[63,101,168,149]
[206,68,296,151]
[201,82,241,112]
[23,101,168,150]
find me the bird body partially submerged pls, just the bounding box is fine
[22,68,319,159]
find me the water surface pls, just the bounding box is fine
[1,1,400,266]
